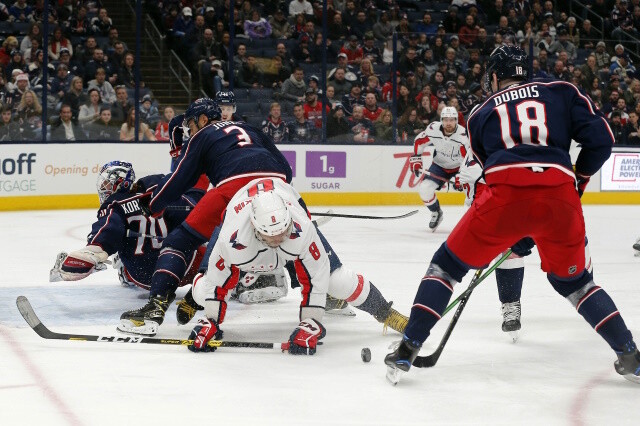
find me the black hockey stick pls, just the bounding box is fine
[164,204,419,220]
[412,249,513,368]
[16,296,284,351]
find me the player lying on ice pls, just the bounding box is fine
[186,177,409,354]
[385,44,640,384]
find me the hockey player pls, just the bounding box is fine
[50,162,205,300]
[118,98,293,336]
[215,90,241,121]
[386,45,640,384]
[409,106,469,231]
[187,178,409,353]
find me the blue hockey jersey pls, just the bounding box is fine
[467,79,614,183]
[149,121,292,214]
[88,175,204,286]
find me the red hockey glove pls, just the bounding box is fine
[576,173,590,197]
[188,318,223,353]
[409,155,423,177]
[282,318,326,355]
[453,176,464,191]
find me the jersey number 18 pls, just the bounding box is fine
[495,100,548,148]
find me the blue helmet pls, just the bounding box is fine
[97,161,135,204]
[169,113,187,158]
[483,45,528,94]
[183,97,221,127]
[215,90,236,106]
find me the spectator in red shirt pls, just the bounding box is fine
[458,15,479,47]
[303,88,330,128]
[362,92,383,121]
[339,35,364,65]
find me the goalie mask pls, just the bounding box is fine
[249,191,292,248]
[97,161,135,204]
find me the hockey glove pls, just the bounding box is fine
[511,237,535,258]
[188,318,223,353]
[409,155,423,177]
[283,318,326,355]
[576,173,590,198]
[49,246,110,282]
[453,176,464,191]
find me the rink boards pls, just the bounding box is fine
[0,143,639,211]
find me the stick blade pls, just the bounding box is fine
[16,296,42,329]
[412,354,438,368]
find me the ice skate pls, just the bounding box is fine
[429,208,443,232]
[615,341,640,384]
[501,301,521,342]
[176,288,203,325]
[325,295,356,316]
[384,338,421,385]
[118,294,174,336]
[374,301,408,334]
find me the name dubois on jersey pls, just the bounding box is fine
[494,85,540,106]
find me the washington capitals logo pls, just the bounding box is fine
[229,230,246,250]
[289,221,302,239]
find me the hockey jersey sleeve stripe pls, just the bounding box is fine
[90,209,115,245]
[294,258,313,307]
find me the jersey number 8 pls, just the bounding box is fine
[495,100,548,148]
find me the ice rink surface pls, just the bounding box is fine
[0,204,639,425]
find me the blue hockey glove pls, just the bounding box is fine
[511,237,535,257]
[283,319,326,355]
[188,318,223,353]
[576,173,590,198]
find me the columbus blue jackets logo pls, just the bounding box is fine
[289,221,302,239]
[229,230,246,250]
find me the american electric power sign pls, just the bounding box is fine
[600,152,640,191]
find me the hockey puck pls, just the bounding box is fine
[361,347,371,363]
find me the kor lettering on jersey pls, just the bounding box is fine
[121,199,141,214]
[493,85,540,106]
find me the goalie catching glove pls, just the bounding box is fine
[49,245,111,282]
[282,318,326,355]
[188,318,224,352]
[409,155,423,177]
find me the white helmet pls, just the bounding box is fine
[249,191,292,237]
[440,106,458,120]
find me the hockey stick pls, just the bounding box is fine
[15,296,285,351]
[412,249,513,368]
[164,204,419,220]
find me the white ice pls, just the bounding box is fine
[1,205,639,425]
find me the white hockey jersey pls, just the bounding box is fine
[413,121,470,171]
[201,178,329,322]
[457,149,484,207]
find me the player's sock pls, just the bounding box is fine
[355,284,408,333]
[151,247,193,298]
[496,267,524,304]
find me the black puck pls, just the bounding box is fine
[361,347,371,363]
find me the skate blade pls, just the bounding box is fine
[509,330,520,343]
[623,374,640,384]
[386,365,404,385]
[325,306,356,317]
[116,320,158,337]
[634,250,640,257]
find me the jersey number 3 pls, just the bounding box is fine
[495,100,548,148]
[223,125,253,147]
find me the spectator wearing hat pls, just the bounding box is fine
[329,67,352,100]
[328,12,349,41]
[138,94,160,128]
[327,102,351,141]
[307,74,320,93]
[280,67,306,102]
[361,32,382,64]
[328,52,355,81]
[404,71,422,99]
[395,13,412,40]
[8,0,33,23]
[172,7,194,49]
[51,64,73,99]
[5,49,26,81]
[448,35,469,63]
[373,11,393,41]
[610,54,636,83]
[87,105,120,140]
[340,35,364,65]
[51,103,84,141]
[438,80,458,105]
[287,101,317,143]
[443,5,462,34]
[303,87,330,128]
[292,35,312,63]
[270,9,292,39]
[341,84,364,115]
[609,110,627,144]
[78,88,103,126]
[548,29,577,61]
[91,8,113,36]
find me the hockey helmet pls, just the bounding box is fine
[440,106,458,120]
[183,97,222,128]
[249,191,292,247]
[483,44,528,94]
[97,161,135,204]
[169,113,188,158]
[215,90,237,113]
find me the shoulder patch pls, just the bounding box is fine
[229,230,247,250]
